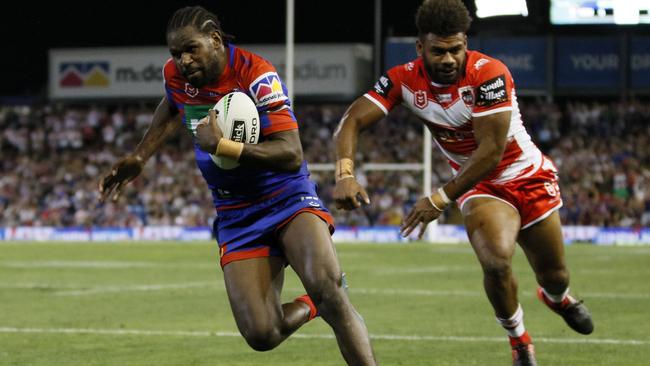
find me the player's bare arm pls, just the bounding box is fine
[99,97,181,202]
[401,111,511,238]
[333,97,385,210]
[443,110,511,200]
[194,108,303,172]
[133,97,182,162]
[239,129,303,171]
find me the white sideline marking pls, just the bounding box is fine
[4,260,639,278]
[350,288,481,297]
[55,282,217,296]
[0,283,84,290]
[0,260,214,269]
[352,289,650,300]
[3,282,650,300]
[371,265,476,274]
[0,241,212,246]
[0,326,646,346]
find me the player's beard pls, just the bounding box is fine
[188,54,222,88]
[427,64,459,85]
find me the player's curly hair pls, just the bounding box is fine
[415,0,472,37]
[167,6,234,44]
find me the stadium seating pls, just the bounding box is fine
[1,99,649,228]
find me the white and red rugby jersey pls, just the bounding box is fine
[365,50,542,184]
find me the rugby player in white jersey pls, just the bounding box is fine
[333,0,593,364]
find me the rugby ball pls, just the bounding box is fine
[210,92,260,169]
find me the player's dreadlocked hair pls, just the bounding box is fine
[167,6,234,44]
[415,0,472,37]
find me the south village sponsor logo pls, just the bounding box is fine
[475,75,507,107]
[59,62,110,88]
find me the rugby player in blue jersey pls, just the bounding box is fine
[99,6,376,364]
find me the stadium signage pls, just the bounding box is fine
[115,64,163,82]
[555,37,620,88]
[49,44,372,99]
[1,226,649,244]
[570,54,619,71]
[50,47,171,99]
[386,37,547,90]
[246,44,372,98]
[493,55,532,70]
[629,37,650,89]
[478,37,547,90]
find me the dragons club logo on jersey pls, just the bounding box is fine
[459,86,474,106]
[250,72,287,106]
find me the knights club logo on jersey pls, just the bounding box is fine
[249,72,288,106]
[475,74,508,107]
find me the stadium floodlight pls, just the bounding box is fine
[551,0,650,25]
[614,1,641,24]
[474,0,529,18]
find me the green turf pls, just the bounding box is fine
[1,241,649,365]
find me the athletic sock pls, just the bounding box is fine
[496,304,526,338]
[541,287,575,308]
[509,330,533,348]
[294,294,318,320]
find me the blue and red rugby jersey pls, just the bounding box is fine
[163,44,311,209]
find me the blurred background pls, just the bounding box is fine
[1,0,649,244]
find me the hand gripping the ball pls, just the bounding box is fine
[195,109,223,154]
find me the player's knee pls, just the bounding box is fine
[482,259,512,282]
[310,274,347,317]
[241,327,282,352]
[538,266,569,289]
[303,269,343,300]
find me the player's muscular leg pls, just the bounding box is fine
[462,197,522,318]
[517,211,569,294]
[223,257,311,351]
[279,212,377,366]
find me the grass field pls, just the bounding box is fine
[1,241,649,366]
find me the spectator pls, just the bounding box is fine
[1,99,648,228]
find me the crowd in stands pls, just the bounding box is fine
[1,98,649,229]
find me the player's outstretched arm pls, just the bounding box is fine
[400,111,511,239]
[333,97,385,210]
[98,97,181,202]
[132,97,182,162]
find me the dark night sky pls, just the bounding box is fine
[3,0,553,97]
